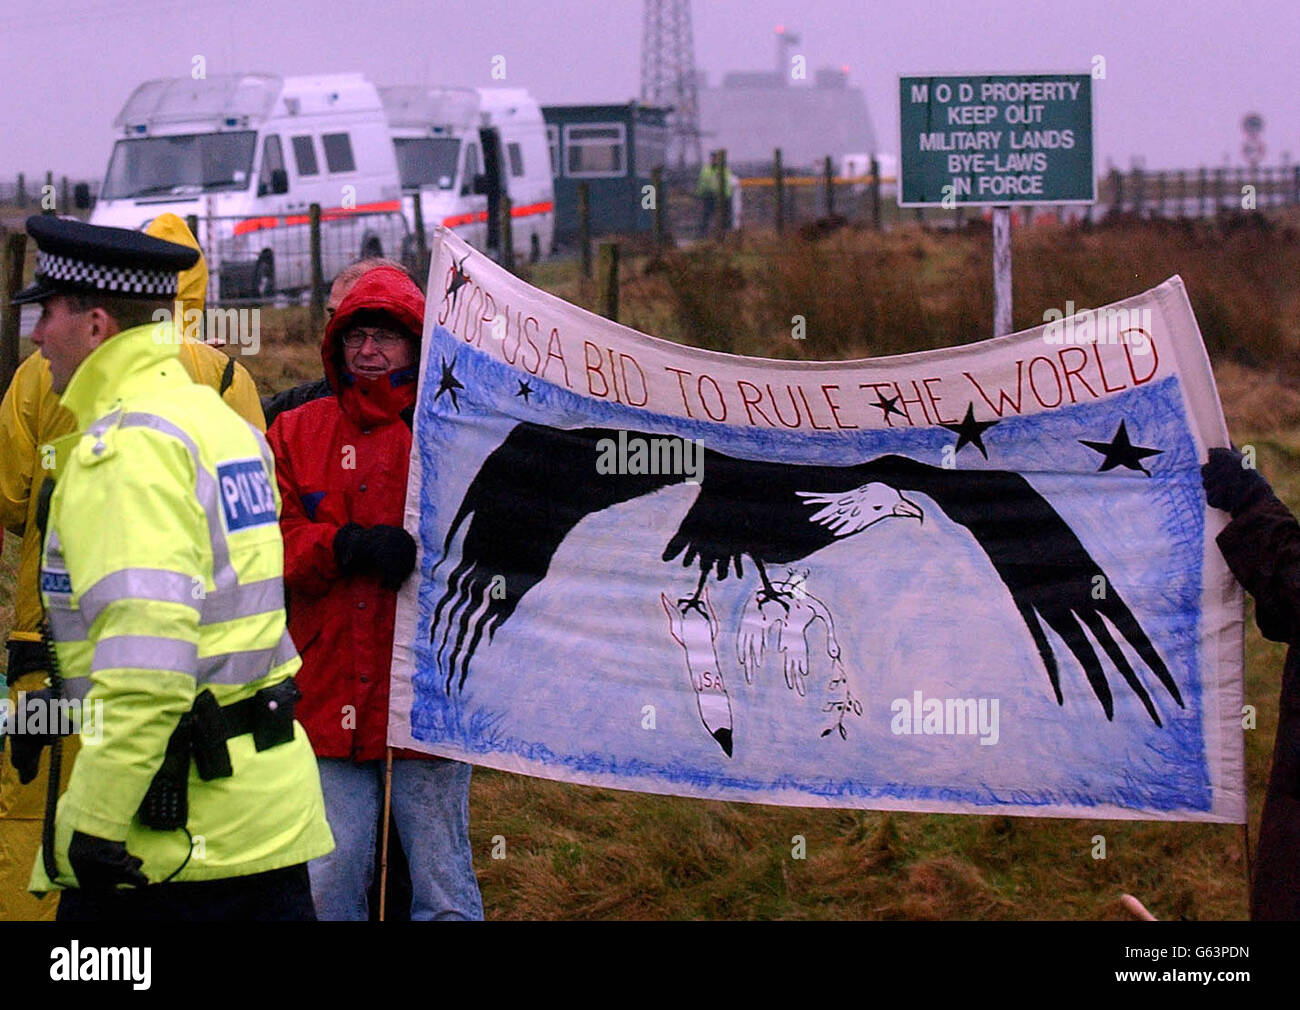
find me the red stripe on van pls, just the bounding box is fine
[232,201,403,235]
[232,216,280,236]
[442,210,489,228]
[441,201,552,230]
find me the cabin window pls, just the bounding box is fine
[564,123,626,178]
[507,142,525,178]
[547,125,559,178]
[634,124,668,178]
[322,132,356,173]
[291,135,319,177]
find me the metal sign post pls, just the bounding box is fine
[897,72,1095,338]
[993,206,1012,336]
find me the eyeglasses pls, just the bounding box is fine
[342,326,409,349]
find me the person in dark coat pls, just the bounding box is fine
[1203,446,1300,920]
[268,265,482,921]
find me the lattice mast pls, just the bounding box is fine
[640,0,703,169]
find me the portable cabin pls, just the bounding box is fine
[540,103,670,244]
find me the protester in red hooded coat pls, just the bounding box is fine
[267,266,482,920]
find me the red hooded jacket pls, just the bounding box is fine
[268,266,426,761]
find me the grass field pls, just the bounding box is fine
[3,214,1298,919]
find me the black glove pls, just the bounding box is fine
[68,831,149,890]
[7,687,58,786]
[333,522,418,590]
[1202,447,1271,517]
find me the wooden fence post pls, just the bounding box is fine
[578,182,591,277]
[823,155,834,217]
[717,148,729,233]
[412,192,427,266]
[869,156,882,230]
[309,203,324,330]
[597,242,619,321]
[651,165,665,256]
[499,194,515,274]
[1,230,27,398]
[15,173,26,208]
[773,148,784,236]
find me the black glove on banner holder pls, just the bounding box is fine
[333,521,418,590]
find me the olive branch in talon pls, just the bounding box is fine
[821,663,862,740]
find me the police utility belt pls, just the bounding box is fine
[139,680,300,832]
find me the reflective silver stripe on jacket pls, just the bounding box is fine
[60,676,92,703]
[198,630,298,686]
[78,568,199,630]
[92,635,199,675]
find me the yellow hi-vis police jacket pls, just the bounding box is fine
[30,322,333,891]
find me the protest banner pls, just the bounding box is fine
[390,226,1244,822]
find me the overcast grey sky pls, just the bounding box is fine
[4,0,1297,177]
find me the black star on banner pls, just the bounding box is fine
[1079,420,1163,476]
[445,253,471,310]
[434,356,464,412]
[515,379,535,403]
[940,402,1000,459]
[870,392,906,422]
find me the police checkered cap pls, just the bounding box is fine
[35,248,178,297]
[11,215,199,305]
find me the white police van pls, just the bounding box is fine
[381,85,554,263]
[90,73,407,298]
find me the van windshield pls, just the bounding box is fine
[101,131,258,200]
[393,137,460,190]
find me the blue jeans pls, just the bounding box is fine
[310,758,483,921]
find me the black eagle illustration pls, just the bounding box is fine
[429,423,1183,726]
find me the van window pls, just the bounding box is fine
[547,125,559,178]
[322,133,356,173]
[259,134,287,195]
[100,131,256,199]
[461,143,481,196]
[292,135,319,176]
[393,137,460,190]
[564,123,626,178]
[507,142,525,178]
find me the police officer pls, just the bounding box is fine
[0,213,266,922]
[10,216,333,920]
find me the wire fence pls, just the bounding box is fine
[194,208,410,306]
[652,161,1300,240]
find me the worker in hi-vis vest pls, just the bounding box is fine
[0,214,266,921]
[8,215,331,921]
